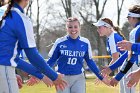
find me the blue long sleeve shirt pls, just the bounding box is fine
[47,35,103,80]
[0,3,58,81]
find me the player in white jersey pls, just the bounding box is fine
[93,18,133,93]
[110,5,140,90]
[110,5,140,93]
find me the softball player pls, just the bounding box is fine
[0,0,66,93]
[93,18,133,93]
[109,5,140,93]
[47,17,109,93]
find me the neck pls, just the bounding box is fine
[18,2,26,9]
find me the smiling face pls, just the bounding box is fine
[66,20,80,39]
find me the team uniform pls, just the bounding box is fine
[47,35,103,93]
[131,43,140,54]
[0,3,58,93]
[106,31,131,93]
[111,22,140,93]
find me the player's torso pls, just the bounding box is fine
[57,36,88,75]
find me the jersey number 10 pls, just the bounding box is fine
[67,58,77,65]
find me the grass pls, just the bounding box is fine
[20,77,120,93]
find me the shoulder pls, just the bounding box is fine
[54,36,68,45]
[79,36,90,44]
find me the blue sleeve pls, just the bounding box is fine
[47,44,60,67]
[12,11,36,48]
[84,50,103,80]
[114,54,136,81]
[24,48,58,81]
[131,43,140,54]
[85,58,103,80]
[15,57,44,79]
[109,51,128,71]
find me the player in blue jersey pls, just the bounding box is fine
[0,0,67,93]
[108,5,140,91]
[93,18,132,93]
[47,17,110,93]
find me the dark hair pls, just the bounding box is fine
[129,5,140,20]
[101,18,126,40]
[0,0,14,27]
[66,17,80,26]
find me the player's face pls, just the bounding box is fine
[127,17,136,27]
[97,26,108,36]
[66,21,80,39]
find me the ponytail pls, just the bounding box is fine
[113,26,126,40]
[0,0,14,27]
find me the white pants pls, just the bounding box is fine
[57,73,85,93]
[120,63,138,93]
[0,65,19,93]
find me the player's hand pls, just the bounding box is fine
[102,76,110,86]
[16,74,23,89]
[94,78,102,85]
[53,74,67,91]
[27,76,40,86]
[42,76,54,87]
[110,78,118,87]
[126,71,140,88]
[101,66,112,77]
[117,40,132,51]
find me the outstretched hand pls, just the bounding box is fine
[16,74,23,89]
[101,66,112,77]
[42,76,54,87]
[110,78,118,87]
[27,76,40,86]
[126,71,140,88]
[102,76,110,86]
[53,73,67,91]
[117,40,132,51]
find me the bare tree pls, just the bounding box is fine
[61,0,72,18]
[117,0,125,26]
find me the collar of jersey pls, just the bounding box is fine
[135,22,140,27]
[67,35,80,41]
[13,3,24,13]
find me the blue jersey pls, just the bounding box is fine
[106,31,128,71]
[47,35,103,80]
[106,31,124,56]
[132,43,140,54]
[0,3,58,81]
[0,4,36,66]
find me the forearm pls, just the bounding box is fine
[87,59,103,80]
[109,51,128,71]
[24,48,58,81]
[115,54,136,81]
[16,57,44,79]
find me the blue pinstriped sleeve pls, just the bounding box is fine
[24,48,58,81]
